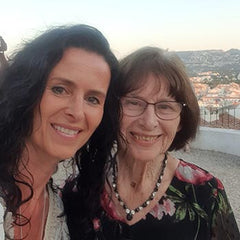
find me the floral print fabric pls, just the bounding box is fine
[96,160,240,240]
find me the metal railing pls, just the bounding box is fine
[200,106,240,130]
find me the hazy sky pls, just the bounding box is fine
[1,0,239,58]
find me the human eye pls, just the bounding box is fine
[129,99,140,106]
[156,102,175,111]
[51,86,67,95]
[86,96,100,105]
[125,98,143,107]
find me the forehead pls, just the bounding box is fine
[129,73,172,98]
[58,47,108,70]
[47,47,111,93]
[49,47,110,79]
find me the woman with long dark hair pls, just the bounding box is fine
[0,24,118,239]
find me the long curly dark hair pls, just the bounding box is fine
[61,55,120,239]
[0,24,118,238]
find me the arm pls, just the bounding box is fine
[211,179,240,239]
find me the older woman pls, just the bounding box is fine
[64,46,239,239]
[0,24,118,239]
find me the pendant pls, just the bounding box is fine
[112,153,168,222]
[126,212,133,221]
[130,181,136,188]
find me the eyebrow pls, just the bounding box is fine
[48,77,75,86]
[87,90,107,99]
[126,95,176,102]
[49,77,107,99]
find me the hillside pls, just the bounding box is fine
[176,49,240,77]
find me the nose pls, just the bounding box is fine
[139,104,158,130]
[65,95,85,121]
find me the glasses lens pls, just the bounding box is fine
[155,102,182,120]
[121,97,145,116]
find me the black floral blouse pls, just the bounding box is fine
[93,160,240,240]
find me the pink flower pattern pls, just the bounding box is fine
[175,160,213,184]
[96,160,239,239]
[101,189,125,222]
[216,177,224,190]
[149,198,175,220]
[93,218,101,231]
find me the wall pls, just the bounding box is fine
[191,126,240,157]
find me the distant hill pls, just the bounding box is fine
[176,49,240,77]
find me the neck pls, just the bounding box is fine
[17,145,57,200]
[117,152,166,190]
[112,153,168,221]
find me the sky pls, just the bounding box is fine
[1,0,240,58]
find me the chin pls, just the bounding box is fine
[130,150,161,162]
[53,150,77,161]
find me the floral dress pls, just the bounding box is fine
[93,160,240,240]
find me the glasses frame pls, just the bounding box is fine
[121,97,186,120]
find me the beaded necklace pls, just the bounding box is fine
[111,153,168,221]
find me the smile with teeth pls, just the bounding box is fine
[53,124,80,136]
[132,133,160,142]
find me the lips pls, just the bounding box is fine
[131,132,160,142]
[52,124,80,136]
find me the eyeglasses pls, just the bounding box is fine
[121,97,186,120]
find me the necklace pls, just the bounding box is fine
[112,153,168,221]
[19,188,47,239]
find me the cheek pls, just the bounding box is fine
[32,107,43,134]
[176,121,182,132]
[160,117,180,135]
[119,117,137,146]
[119,116,130,137]
[168,119,181,137]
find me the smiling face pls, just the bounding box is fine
[119,74,181,162]
[27,48,111,162]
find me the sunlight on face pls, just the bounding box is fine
[119,74,181,162]
[28,48,111,163]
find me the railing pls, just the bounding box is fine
[200,106,240,130]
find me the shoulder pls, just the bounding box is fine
[175,159,222,188]
[44,186,70,239]
[48,185,64,212]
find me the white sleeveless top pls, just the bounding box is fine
[0,201,4,239]
[0,185,69,239]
